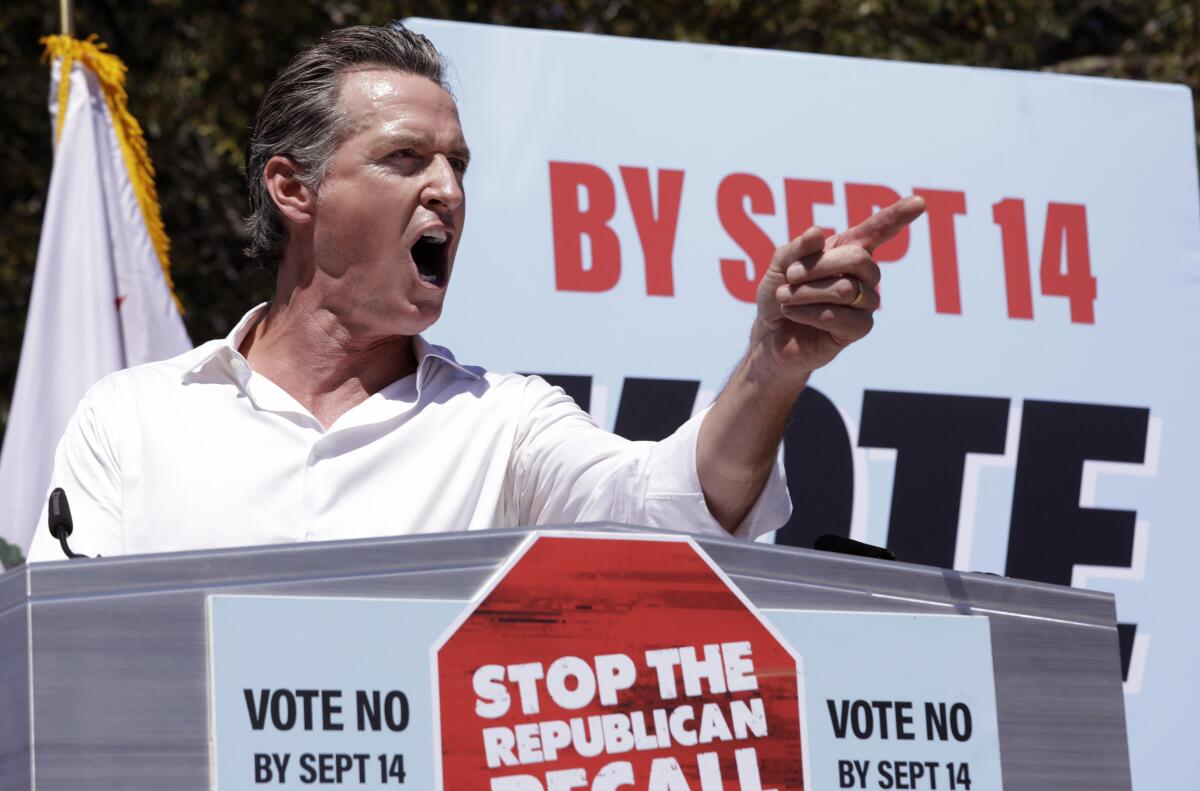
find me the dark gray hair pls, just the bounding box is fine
[244,24,448,269]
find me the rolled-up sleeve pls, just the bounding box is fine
[510,376,791,540]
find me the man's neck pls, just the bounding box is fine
[239,295,419,430]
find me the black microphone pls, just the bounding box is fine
[47,488,90,559]
[813,533,896,561]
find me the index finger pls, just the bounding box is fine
[832,195,926,253]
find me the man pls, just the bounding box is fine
[28,25,922,561]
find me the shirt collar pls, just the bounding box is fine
[411,333,481,383]
[184,303,481,387]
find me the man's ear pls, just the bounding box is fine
[263,155,315,225]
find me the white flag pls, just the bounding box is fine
[0,36,192,555]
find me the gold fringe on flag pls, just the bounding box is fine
[41,34,183,314]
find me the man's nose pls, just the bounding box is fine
[421,155,464,213]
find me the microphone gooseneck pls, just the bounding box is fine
[813,533,897,562]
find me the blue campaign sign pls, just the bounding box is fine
[762,610,1002,791]
[206,595,464,790]
[208,592,1002,790]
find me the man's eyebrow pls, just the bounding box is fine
[378,131,427,148]
[379,132,471,161]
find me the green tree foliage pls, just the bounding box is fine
[1,0,1197,449]
[0,537,24,569]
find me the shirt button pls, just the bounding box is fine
[230,357,246,370]
[312,445,324,458]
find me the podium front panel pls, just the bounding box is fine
[0,524,1129,790]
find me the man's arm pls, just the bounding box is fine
[26,380,125,561]
[698,196,926,532]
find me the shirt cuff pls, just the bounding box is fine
[640,406,792,541]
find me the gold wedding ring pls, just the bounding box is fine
[848,277,865,308]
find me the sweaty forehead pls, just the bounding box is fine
[336,68,461,137]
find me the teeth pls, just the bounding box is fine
[420,229,447,244]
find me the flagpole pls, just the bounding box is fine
[60,0,74,35]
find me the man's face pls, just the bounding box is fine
[307,68,469,336]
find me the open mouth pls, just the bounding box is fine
[411,228,450,287]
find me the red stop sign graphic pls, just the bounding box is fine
[434,533,804,790]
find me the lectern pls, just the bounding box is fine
[0,524,1130,790]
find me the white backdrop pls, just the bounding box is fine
[407,18,1200,790]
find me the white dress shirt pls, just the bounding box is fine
[27,306,791,561]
